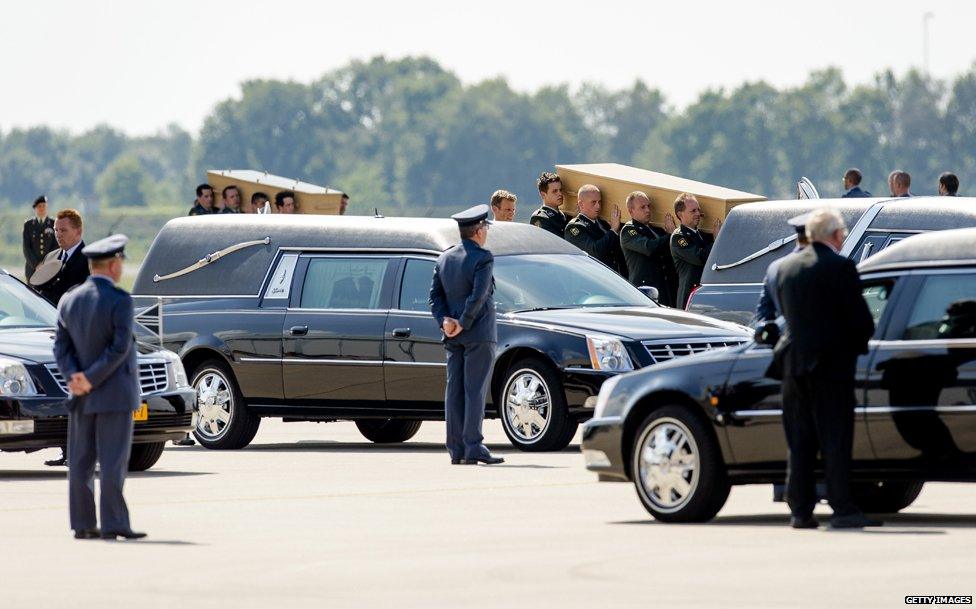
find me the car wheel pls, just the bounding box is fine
[355,419,422,443]
[852,480,924,513]
[631,406,730,523]
[128,441,165,472]
[499,357,577,452]
[191,359,260,450]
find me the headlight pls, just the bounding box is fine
[155,350,189,388]
[0,358,39,397]
[593,374,622,419]
[586,335,634,372]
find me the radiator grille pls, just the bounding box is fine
[45,361,169,395]
[642,340,746,364]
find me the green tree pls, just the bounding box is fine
[96,154,152,207]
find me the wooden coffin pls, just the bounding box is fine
[555,163,765,232]
[206,169,345,215]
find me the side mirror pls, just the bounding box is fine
[754,321,781,347]
[638,286,659,302]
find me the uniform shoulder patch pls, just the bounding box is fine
[569,227,581,236]
[627,228,638,237]
[677,237,689,247]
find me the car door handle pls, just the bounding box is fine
[289,325,309,336]
[390,328,411,338]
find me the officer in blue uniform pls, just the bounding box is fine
[429,205,504,465]
[53,235,147,540]
[755,212,811,322]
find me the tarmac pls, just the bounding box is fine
[2,419,973,609]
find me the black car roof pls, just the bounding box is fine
[702,197,976,284]
[859,226,976,273]
[133,215,582,296]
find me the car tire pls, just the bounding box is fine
[851,480,924,513]
[355,419,423,443]
[499,357,577,452]
[190,359,260,450]
[128,441,165,472]
[631,406,730,523]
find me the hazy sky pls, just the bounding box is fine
[2,0,973,135]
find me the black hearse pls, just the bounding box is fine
[582,227,976,522]
[132,215,749,452]
[0,270,197,471]
[687,197,976,324]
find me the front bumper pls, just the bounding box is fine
[561,369,616,420]
[0,388,197,451]
[580,415,628,481]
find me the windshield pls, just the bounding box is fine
[0,274,58,328]
[495,254,654,314]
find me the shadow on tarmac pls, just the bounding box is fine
[610,511,976,531]
[172,441,581,454]
[101,539,204,546]
[0,470,214,481]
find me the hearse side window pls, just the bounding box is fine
[902,273,976,340]
[854,233,890,263]
[399,259,435,313]
[861,279,896,330]
[299,258,389,310]
[263,254,299,300]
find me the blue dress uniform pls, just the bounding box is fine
[53,235,145,540]
[429,205,503,464]
[755,212,811,322]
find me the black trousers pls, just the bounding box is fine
[781,372,858,518]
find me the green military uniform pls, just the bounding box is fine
[564,214,628,278]
[188,203,215,216]
[529,205,569,238]
[620,220,678,307]
[670,224,714,309]
[22,215,56,281]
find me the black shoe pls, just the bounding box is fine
[451,458,462,464]
[101,530,148,540]
[463,456,505,465]
[173,436,195,446]
[73,529,100,540]
[829,513,883,529]
[789,515,820,529]
[45,456,67,467]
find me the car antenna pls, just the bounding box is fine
[374,207,384,218]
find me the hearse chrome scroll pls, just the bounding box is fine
[710,233,797,271]
[153,237,271,282]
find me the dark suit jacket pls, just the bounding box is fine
[38,242,90,305]
[429,239,497,344]
[841,186,872,198]
[54,275,139,415]
[670,225,713,309]
[772,242,874,379]
[620,220,677,307]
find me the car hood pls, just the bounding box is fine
[0,327,56,364]
[506,306,749,341]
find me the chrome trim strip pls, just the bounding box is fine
[238,357,283,363]
[862,405,976,414]
[839,201,886,257]
[131,294,257,299]
[285,308,389,314]
[281,247,442,255]
[730,409,783,417]
[874,339,976,349]
[711,234,797,272]
[641,336,748,347]
[563,366,603,374]
[163,310,284,316]
[384,361,446,368]
[694,282,763,288]
[153,237,272,283]
[240,357,383,365]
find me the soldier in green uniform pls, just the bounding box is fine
[22,195,57,281]
[564,184,628,278]
[620,191,678,307]
[529,172,569,237]
[670,193,722,309]
[188,184,216,216]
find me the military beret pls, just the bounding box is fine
[451,204,493,227]
[33,195,47,208]
[82,234,128,260]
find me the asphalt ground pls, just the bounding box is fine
[2,419,973,609]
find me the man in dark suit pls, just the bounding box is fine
[429,204,503,465]
[771,208,879,529]
[54,234,146,540]
[529,172,569,237]
[754,212,810,322]
[188,184,216,216]
[841,168,871,198]
[36,208,90,306]
[620,191,678,307]
[938,172,959,196]
[22,195,57,281]
[564,184,628,278]
[670,193,721,309]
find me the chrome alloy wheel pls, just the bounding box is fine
[636,418,700,513]
[504,369,552,442]
[195,371,232,440]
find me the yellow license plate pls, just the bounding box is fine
[133,403,148,422]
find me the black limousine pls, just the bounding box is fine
[0,270,197,471]
[582,226,976,522]
[687,197,976,324]
[132,215,750,452]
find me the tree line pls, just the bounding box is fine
[1,56,974,216]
